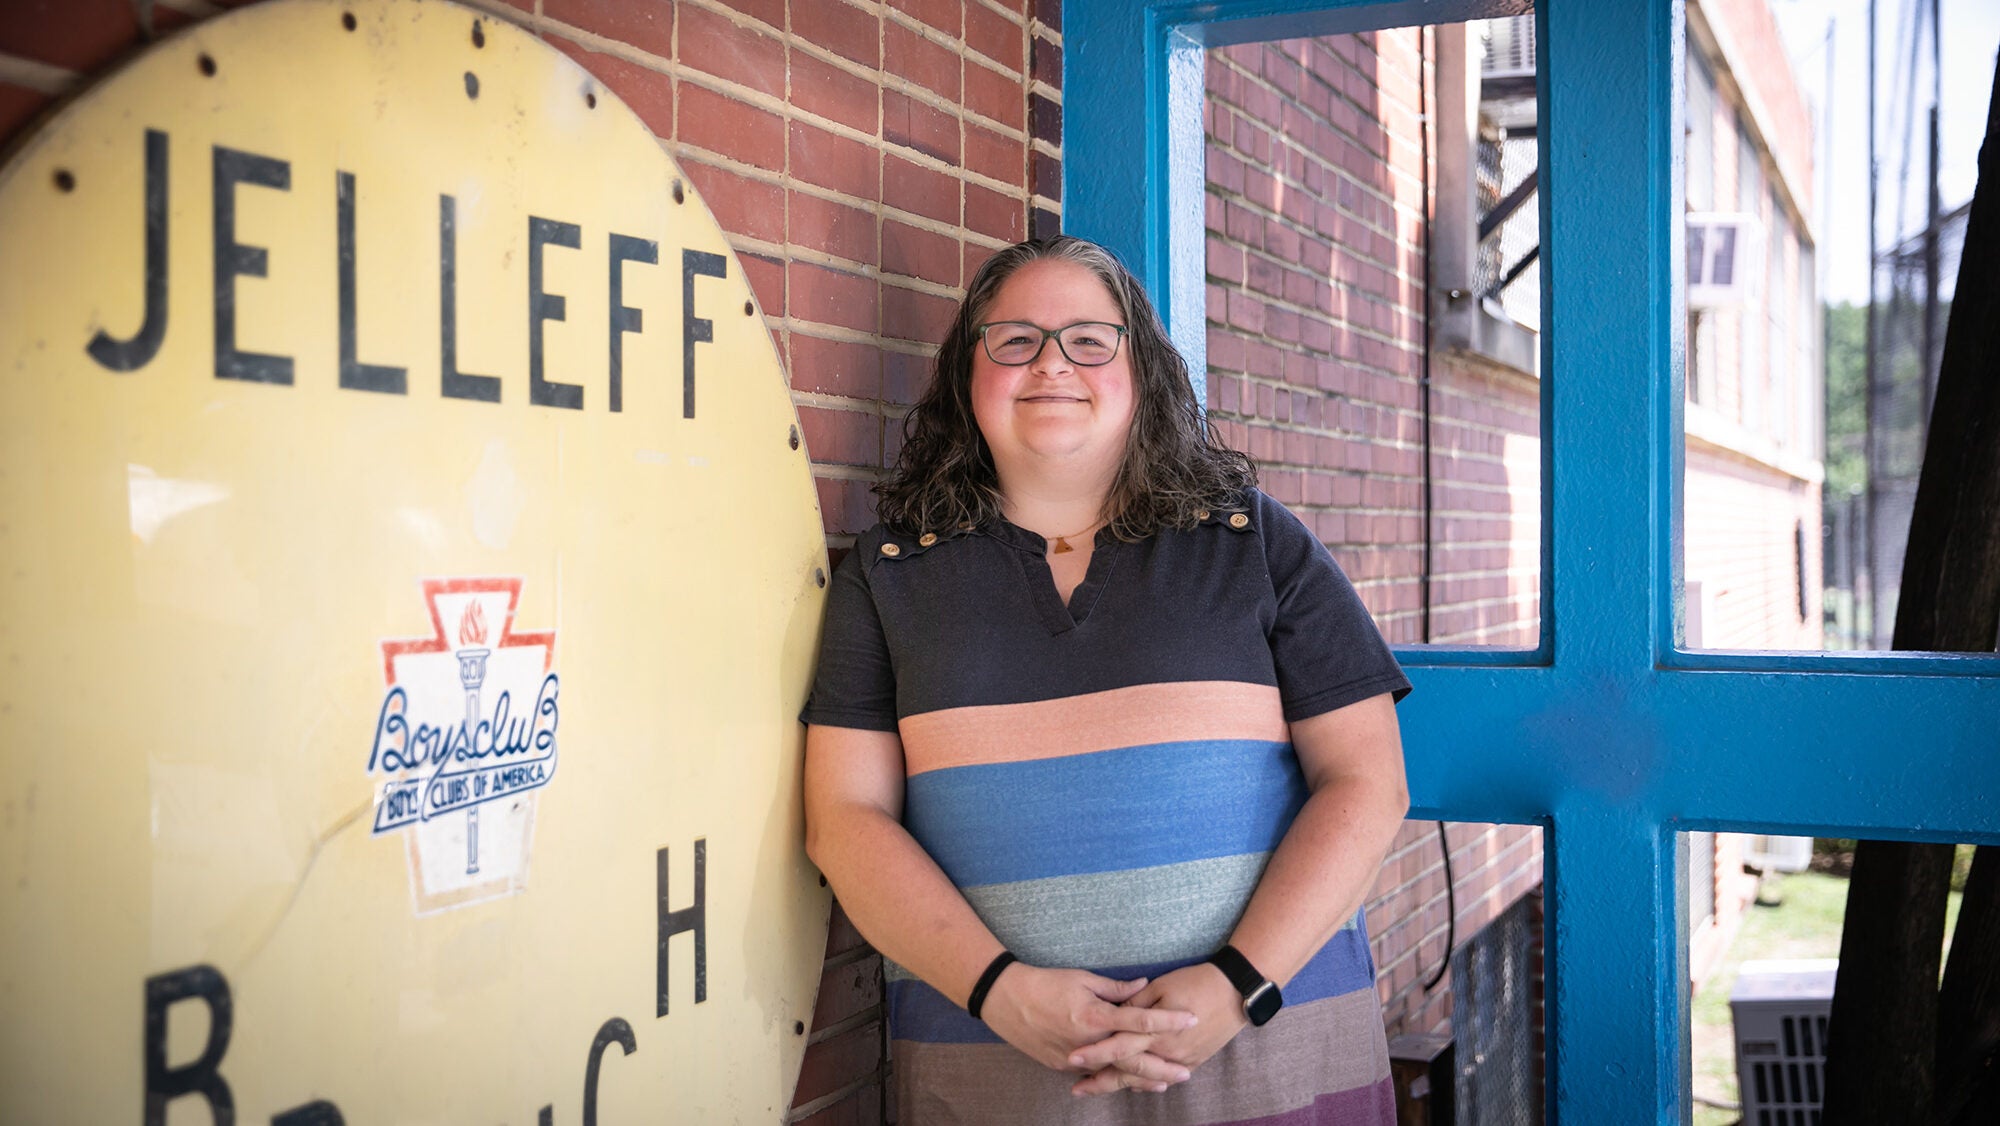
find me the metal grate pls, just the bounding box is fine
[1450,891,1544,1126]
[1731,960,1834,1126]
[1480,15,1536,78]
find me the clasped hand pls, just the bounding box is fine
[979,962,1248,1097]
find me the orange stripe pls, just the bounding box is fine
[898,681,1288,776]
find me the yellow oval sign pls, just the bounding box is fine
[0,0,830,1120]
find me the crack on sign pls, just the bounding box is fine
[240,798,371,968]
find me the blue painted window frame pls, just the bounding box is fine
[1062,1,2000,1119]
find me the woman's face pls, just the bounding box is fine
[968,258,1137,487]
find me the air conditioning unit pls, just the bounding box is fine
[1687,212,1763,308]
[1744,835,1814,873]
[1731,959,1834,1123]
[1480,15,1536,78]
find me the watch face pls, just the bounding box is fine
[1245,981,1283,1027]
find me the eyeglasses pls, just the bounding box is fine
[975,321,1128,367]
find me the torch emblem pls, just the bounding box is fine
[456,599,490,875]
[368,577,559,914]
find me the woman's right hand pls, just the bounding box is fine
[978,963,1201,1091]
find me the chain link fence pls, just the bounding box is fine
[1857,201,1967,647]
[1450,889,1545,1125]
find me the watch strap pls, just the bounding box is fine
[1207,944,1266,997]
[966,951,1017,1022]
[1209,944,1283,1026]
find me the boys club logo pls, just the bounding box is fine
[368,577,560,913]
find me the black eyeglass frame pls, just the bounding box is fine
[974,321,1130,367]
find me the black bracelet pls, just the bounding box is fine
[965,951,1018,1022]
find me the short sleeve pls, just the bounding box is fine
[799,535,901,732]
[1255,491,1413,722]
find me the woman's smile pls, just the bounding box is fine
[970,258,1136,474]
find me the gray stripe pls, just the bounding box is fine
[885,853,1365,986]
[885,853,1269,985]
[893,987,1392,1125]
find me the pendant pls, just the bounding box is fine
[1051,537,1074,554]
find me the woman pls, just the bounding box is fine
[802,236,1411,1123]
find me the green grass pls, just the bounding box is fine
[1688,868,1967,1126]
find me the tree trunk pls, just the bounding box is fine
[1824,842,1953,1125]
[1938,847,2000,1125]
[1825,46,2000,1126]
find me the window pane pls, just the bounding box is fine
[1681,9,1821,650]
[1683,833,1982,1125]
[1374,819,1547,1121]
[1683,1,2000,652]
[1204,22,1542,648]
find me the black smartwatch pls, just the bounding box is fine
[1207,944,1283,1027]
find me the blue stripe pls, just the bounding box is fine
[903,739,1305,888]
[887,915,1375,1045]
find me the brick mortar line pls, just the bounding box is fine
[882,5,1023,81]
[793,390,895,414]
[481,45,1050,250]
[1206,266,1427,309]
[786,33,1032,146]
[0,52,79,95]
[1029,78,1061,102]
[663,73,1033,198]
[1030,23,1063,48]
[1219,425,1425,451]
[1373,856,1538,922]
[1208,367,1423,395]
[804,1003,886,1046]
[1206,142,1425,238]
[1207,53,1404,167]
[538,11,1034,162]
[1208,193,1423,265]
[1211,333,1426,365]
[813,464,890,482]
[969,0,1030,30]
[670,149,1019,254]
[1206,333,1425,375]
[821,942,882,972]
[785,1071,885,1122]
[535,13,675,72]
[1209,179,1416,247]
[1224,237,1423,286]
[721,228,965,300]
[452,0,539,33]
[155,0,223,17]
[783,320,940,358]
[718,226,994,301]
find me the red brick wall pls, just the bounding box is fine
[1368,819,1545,1037]
[1202,29,1546,1045]
[0,2,1060,1121]
[1202,32,1539,651]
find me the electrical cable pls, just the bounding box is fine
[1423,820,1455,991]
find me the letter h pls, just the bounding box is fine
[656,839,706,1017]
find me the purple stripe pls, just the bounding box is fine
[1209,1077,1397,1126]
[888,916,1377,1044]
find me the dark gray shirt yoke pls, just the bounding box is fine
[803,488,1411,729]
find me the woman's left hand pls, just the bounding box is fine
[1065,963,1248,1096]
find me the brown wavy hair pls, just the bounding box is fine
[875,236,1255,539]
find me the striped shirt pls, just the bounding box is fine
[804,488,1410,1125]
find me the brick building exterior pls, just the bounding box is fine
[1680,0,1824,991]
[1,0,1821,1118]
[1200,29,1544,1046]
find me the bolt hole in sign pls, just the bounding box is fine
[0,1,832,1120]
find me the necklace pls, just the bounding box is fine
[1046,518,1104,555]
